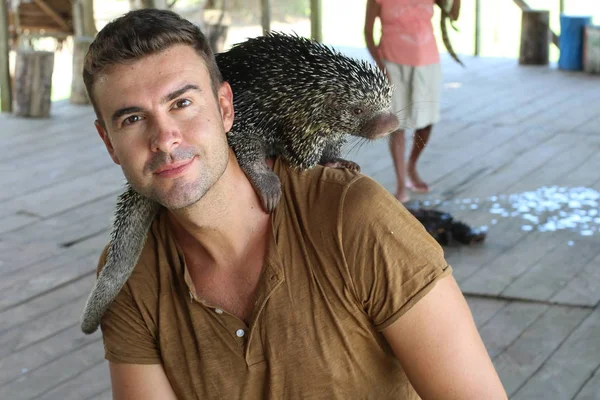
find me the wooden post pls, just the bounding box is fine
[0,0,12,112]
[261,0,271,35]
[71,36,94,104]
[474,0,481,56]
[583,25,600,74]
[519,10,550,65]
[311,0,322,42]
[71,0,97,104]
[513,0,559,47]
[14,50,55,118]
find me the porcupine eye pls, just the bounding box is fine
[353,107,364,115]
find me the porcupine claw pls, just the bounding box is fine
[255,170,282,213]
[322,158,361,173]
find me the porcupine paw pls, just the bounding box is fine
[255,172,282,213]
[322,158,361,173]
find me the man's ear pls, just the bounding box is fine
[218,81,235,133]
[95,120,121,165]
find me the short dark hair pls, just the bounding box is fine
[83,8,223,124]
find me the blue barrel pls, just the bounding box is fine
[559,14,593,70]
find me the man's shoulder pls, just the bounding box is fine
[274,157,395,224]
[275,157,374,195]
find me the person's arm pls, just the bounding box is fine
[364,0,386,72]
[109,363,178,400]
[339,176,506,399]
[382,274,507,400]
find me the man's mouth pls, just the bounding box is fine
[153,157,196,178]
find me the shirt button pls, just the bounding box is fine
[214,308,223,314]
[236,329,245,338]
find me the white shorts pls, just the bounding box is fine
[383,61,442,130]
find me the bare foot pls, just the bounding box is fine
[395,190,411,203]
[406,166,429,193]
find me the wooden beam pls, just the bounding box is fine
[32,0,70,31]
[513,0,559,47]
[261,0,271,35]
[310,0,322,42]
[474,0,481,56]
[0,0,12,112]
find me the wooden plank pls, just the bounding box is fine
[502,236,600,304]
[551,251,600,307]
[34,360,111,400]
[573,366,600,400]
[476,302,548,358]
[447,131,571,200]
[573,113,600,136]
[511,307,600,400]
[454,134,599,297]
[0,213,40,234]
[0,249,98,313]
[6,194,115,246]
[86,388,113,400]
[0,151,114,203]
[517,83,600,132]
[0,166,124,220]
[0,239,63,276]
[493,305,591,396]
[32,0,70,31]
[0,291,94,359]
[464,296,509,328]
[0,324,102,388]
[0,273,95,334]
[0,339,105,400]
[0,104,93,151]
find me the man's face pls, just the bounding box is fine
[93,44,234,210]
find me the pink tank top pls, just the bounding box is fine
[376,0,440,66]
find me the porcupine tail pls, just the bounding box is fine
[80,184,160,334]
[440,3,464,67]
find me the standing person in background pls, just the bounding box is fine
[365,0,461,203]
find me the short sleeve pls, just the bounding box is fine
[95,246,162,364]
[340,176,452,331]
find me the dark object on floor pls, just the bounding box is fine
[407,208,487,246]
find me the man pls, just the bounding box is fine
[364,0,461,203]
[85,8,507,399]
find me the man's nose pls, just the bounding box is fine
[150,114,182,153]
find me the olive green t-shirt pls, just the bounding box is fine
[98,157,452,399]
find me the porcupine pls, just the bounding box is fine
[439,0,464,67]
[80,32,400,334]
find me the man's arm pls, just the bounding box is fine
[364,0,386,72]
[109,362,178,400]
[382,274,507,400]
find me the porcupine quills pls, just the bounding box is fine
[80,32,399,334]
[439,0,464,67]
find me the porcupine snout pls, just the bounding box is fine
[359,111,400,140]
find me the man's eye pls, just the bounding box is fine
[173,99,191,109]
[123,115,142,126]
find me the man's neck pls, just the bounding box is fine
[166,152,273,271]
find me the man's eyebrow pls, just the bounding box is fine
[110,84,202,124]
[111,106,144,124]
[162,84,202,103]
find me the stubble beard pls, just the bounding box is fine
[125,145,229,211]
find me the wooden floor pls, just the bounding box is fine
[1,51,599,399]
